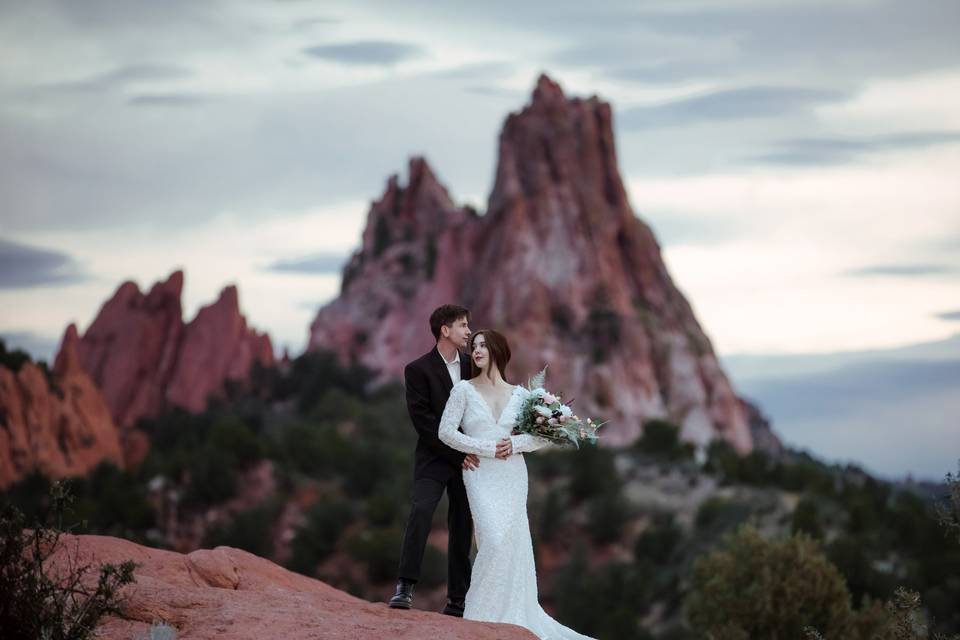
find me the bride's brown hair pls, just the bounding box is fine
[470,329,511,382]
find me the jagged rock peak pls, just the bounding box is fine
[53,322,81,375]
[372,156,459,226]
[531,72,569,108]
[308,75,757,454]
[148,269,184,298]
[64,270,274,428]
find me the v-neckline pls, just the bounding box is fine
[465,381,517,424]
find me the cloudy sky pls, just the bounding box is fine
[1,0,958,478]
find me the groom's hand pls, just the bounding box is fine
[495,437,513,459]
[462,454,480,471]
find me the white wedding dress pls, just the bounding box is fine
[438,380,595,640]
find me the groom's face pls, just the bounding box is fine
[443,316,471,348]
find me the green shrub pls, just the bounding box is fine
[208,418,263,467]
[552,544,653,640]
[634,513,682,564]
[936,460,960,544]
[202,504,275,558]
[826,535,897,609]
[637,419,694,460]
[695,497,752,534]
[288,498,354,575]
[346,526,403,583]
[791,497,824,540]
[537,488,565,544]
[0,338,31,372]
[365,493,401,528]
[0,481,137,640]
[417,544,447,588]
[687,525,858,639]
[588,492,632,545]
[568,446,622,502]
[182,446,239,508]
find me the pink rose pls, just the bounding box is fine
[548,417,558,425]
[543,393,557,404]
[536,416,544,424]
[559,415,568,423]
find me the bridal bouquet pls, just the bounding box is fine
[512,366,605,448]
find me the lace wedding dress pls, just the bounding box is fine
[438,380,596,640]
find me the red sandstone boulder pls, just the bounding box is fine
[50,534,535,640]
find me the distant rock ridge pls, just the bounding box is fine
[308,74,757,453]
[0,271,274,487]
[0,326,123,488]
[69,270,275,429]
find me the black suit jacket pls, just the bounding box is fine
[405,347,473,481]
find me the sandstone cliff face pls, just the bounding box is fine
[52,534,535,640]
[72,271,185,429]
[0,326,123,488]
[308,157,481,380]
[308,75,753,452]
[71,271,274,427]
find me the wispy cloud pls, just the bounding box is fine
[844,263,960,278]
[303,40,426,66]
[936,310,960,321]
[290,16,341,32]
[39,63,191,94]
[750,130,960,165]
[430,61,515,80]
[264,252,347,274]
[128,94,209,107]
[0,239,89,288]
[619,86,854,129]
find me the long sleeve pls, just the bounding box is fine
[438,384,498,458]
[405,362,465,467]
[510,432,553,454]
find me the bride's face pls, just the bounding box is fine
[472,335,489,371]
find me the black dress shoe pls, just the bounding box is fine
[441,597,465,617]
[388,579,415,609]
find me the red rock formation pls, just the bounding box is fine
[308,75,753,453]
[69,271,274,427]
[50,534,535,640]
[73,271,185,429]
[0,326,123,488]
[165,285,274,413]
[308,157,481,379]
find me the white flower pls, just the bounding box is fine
[558,404,572,418]
[534,404,553,418]
[531,388,547,398]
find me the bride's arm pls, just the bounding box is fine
[439,383,499,458]
[510,432,553,454]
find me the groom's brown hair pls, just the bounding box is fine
[470,329,511,381]
[430,304,470,341]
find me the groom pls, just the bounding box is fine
[389,304,479,617]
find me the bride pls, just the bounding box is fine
[438,329,595,640]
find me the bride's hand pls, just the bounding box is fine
[495,437,513,459]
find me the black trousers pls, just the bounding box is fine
[397,473,473,599]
